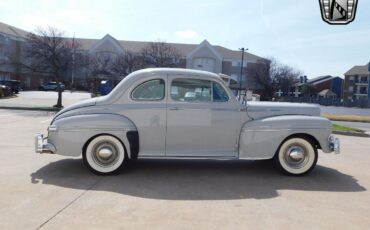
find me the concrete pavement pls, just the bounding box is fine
[0,110,369,229]
[0,91,91,109]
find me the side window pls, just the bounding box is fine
[212,82,229,102]
[171,78,212,102]
[131,79,165,101]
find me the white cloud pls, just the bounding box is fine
[175,30,199,39]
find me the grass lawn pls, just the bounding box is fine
[333,123,365,133]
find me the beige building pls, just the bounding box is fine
[0,21,268,93]
[343,62,370,100]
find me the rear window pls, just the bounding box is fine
[131,79,165,101]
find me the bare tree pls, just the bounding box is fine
[273,64,301,95]
[88,53,114,75]
[141,41,181,67]
[249,57,301,99]
[247,60,273,99]
[21,27,79,108]
[300,83,316,97]
[111,50,142,75]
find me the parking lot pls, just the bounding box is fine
[0,109,369,229]
[0,91,91,108]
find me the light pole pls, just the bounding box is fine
[239,47,248,99]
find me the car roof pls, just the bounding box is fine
[124,68,222,82]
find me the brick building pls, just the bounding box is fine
[0,22,269,93]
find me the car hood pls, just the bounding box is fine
[246,101,320,119]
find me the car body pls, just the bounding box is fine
[0,80,21,94]
[39,82,65,91]
[0,84,12,97]
[35,68,339,175]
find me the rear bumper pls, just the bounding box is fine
[329,135,340,154]
[34,133,56,154]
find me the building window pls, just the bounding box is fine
[359,86,367,94]
[193,58,216,73]
[348,86,353,93]
[231,61,247,67]
[360,76,368,83]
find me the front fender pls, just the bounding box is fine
[48,113,137,157]
[239,115,332,159]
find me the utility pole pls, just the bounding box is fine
[71,33,75,91]
[239,47,248,99]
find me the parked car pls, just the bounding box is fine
[98,80,114,95]
[35,68,340,175]
[0,84,12,98]
[39,82,65,91]
[0,80,21,94]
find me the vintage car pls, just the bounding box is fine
[39,82,65,91]
[35,68,340,175]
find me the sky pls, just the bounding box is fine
[1,0,369,78]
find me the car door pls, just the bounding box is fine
[166,75,244,157]
[119,77,167,157]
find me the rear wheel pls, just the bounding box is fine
[275,137,318,176]
[83,135,126,175]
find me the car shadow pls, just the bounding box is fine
[30,158,366,200]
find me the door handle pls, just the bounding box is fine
[168,107,179,110]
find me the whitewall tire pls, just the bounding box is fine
[83,135,126,175]
[275,137,318,176]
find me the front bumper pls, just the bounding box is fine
[329,135,340,154]
[34,133,56,154]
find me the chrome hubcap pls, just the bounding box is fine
[92,141,119,167]
[289,149,304,161]
[284,145,308,169]
[98,147,113,159]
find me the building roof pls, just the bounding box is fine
[345,63,370,75]
[296,75,337,87]
[0,21,265,61]
[318,89,336,96]
[0,22,28,38]
[75,37,263,60]
[308,75,334,85]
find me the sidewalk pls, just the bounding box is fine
[0,91,91,111]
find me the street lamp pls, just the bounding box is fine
[239,47,248,99]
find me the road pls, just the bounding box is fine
[334,121,370,131]
[0,110,369,229]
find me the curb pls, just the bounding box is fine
[0,106,62,112]
[332,130,370,138]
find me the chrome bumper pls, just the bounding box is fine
[329,135,340,154]
[34,133,56,154]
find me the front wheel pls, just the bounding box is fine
[83,135,126,175]
[275,137,318,176]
